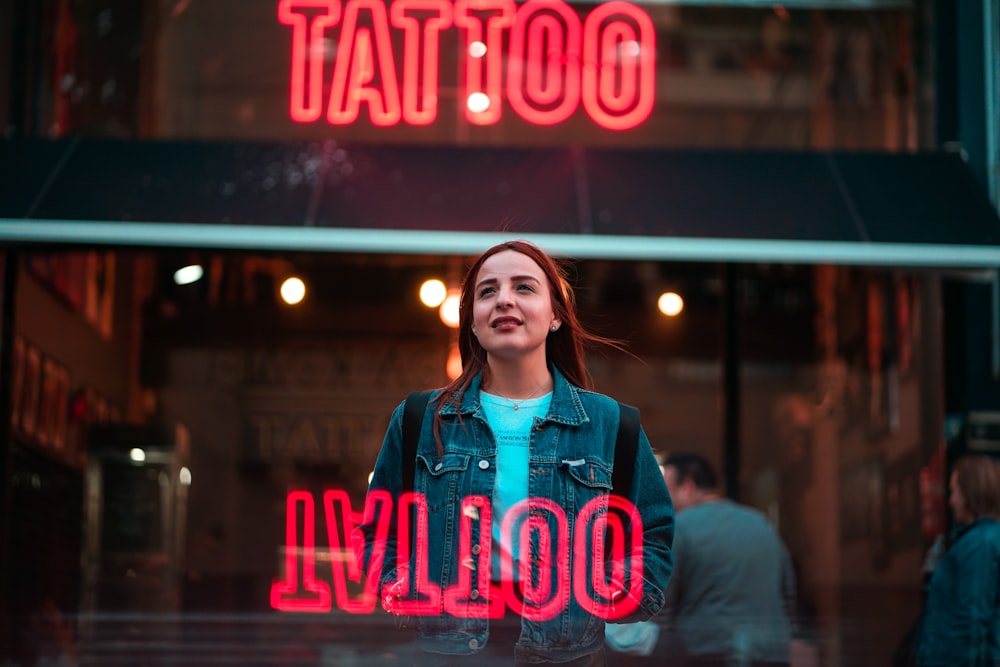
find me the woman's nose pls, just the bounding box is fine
[496,288,514,308]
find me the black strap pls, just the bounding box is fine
[402,390,433,493]
[401,392,640,496]
[608,402,641,566]
[611,402,640,494]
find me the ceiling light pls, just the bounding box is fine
[280,277,306,305]
[439,289,461,328]
[173,264,204,285]
[420,279,447,307]
[658,291,684,317]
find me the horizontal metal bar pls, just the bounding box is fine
[0,219,997,268]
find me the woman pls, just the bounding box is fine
[917,454,1000,667]
[355,240,674,665]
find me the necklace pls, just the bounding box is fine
[488,380,549,411]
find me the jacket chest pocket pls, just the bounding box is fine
[558,459,614,525]
[416,452,471,512]
[561,458,613,494]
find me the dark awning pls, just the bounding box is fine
[1,137,998,267]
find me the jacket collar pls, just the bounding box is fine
[438,366,590,427]
[949,515,999,546]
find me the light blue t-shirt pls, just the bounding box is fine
[480,391,552,582]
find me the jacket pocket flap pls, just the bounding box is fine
[417,452,471,476]
[562,458,613,489]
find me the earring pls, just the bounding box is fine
[550,325,558,332]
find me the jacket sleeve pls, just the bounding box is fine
[612,426,675,623]
[950,535,1000,667]
[659,517,684,628]
[351,401,406,600]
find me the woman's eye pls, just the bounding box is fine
[478,287,496,297]
[516,283,535,292]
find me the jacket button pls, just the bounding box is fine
[470,589,480,600]
[478,460,490,470]
[468,638,479,650]
[434,462,443,471]
[471,545,481,555]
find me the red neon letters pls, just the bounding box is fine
[278,0,655,129]
[270,489,644,619]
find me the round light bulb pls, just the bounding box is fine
[467,92,490,114]
[280,277,306,305]
[439,289,461,328]
[468,41,487,58]
[658,292,684,317]
[420,279,447,307]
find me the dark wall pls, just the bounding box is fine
[943,279,1000,415]
[934,0,1000,424]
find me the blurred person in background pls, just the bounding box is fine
[660,453,796,667]
[916,454,1000,667]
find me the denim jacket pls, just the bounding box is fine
[918,517,1000,667]
[354,368,674,662]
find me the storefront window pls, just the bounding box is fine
[4,1,972,665]
[31,1,920,150]
[5,247,940,665]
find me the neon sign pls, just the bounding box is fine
[270,489,645,619]
[279,0,656,130]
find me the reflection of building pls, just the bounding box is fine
[0,2,999,667]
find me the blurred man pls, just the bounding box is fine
[661,453,796,667]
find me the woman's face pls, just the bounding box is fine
[949,470,973,524]
[470,250,560,363]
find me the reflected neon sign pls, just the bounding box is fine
[279,0,656,129]
[270,489,644,619]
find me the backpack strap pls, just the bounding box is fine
[609,402,641,569]
[612,402,640,495]
[401,390,433,493]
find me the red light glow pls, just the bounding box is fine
[270,489,646,619]
[327,0,402,126]
[279,0,341,123]
[506,0,581,126]
[455,0,516,125]
[443,495,506,618]
[280,0,655,130]
[390,0,453,125]
[581,2,655,130]
[325,489,389,614]
[498,497,569,620]
[269,490,332,612]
